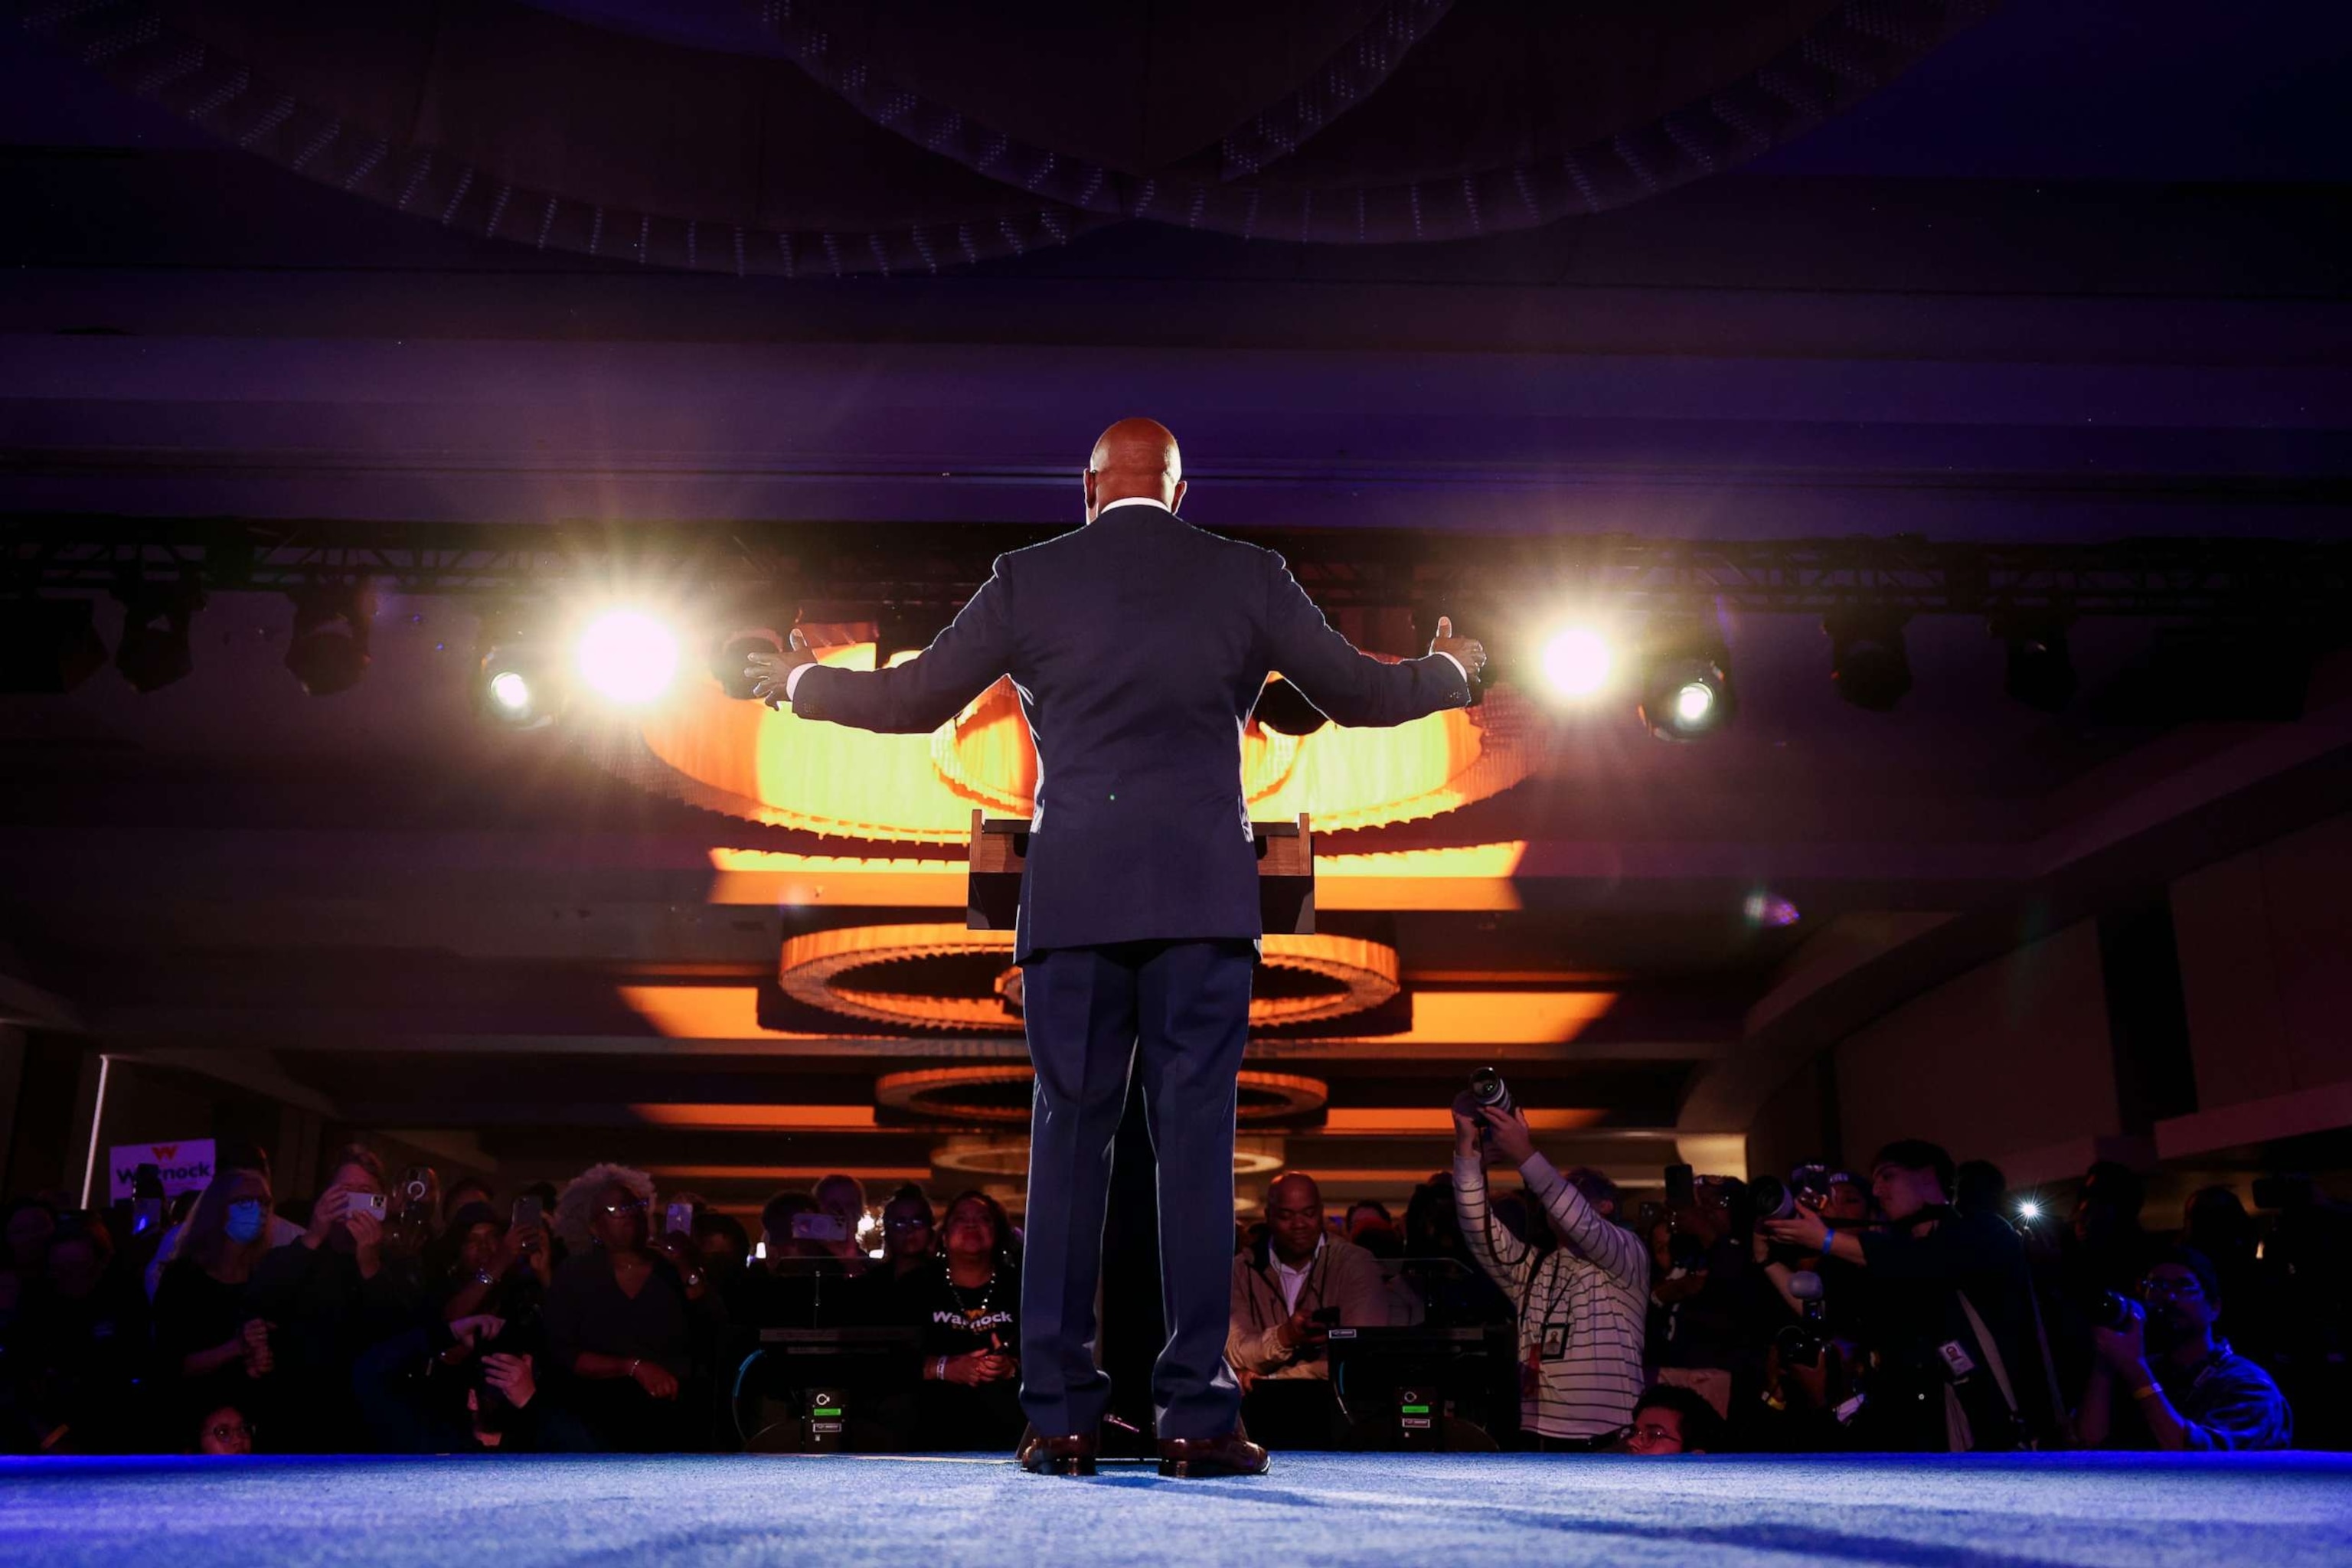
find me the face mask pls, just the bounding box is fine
[225,1201,267,1243]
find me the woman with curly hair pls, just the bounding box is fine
[542,1164,714,1449]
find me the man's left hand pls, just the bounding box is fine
[746,629,818,710]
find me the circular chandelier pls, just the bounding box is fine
[606,643,1535,842]
[779,923,1400,1033]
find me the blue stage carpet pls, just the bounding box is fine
[4,1452,2347,1566]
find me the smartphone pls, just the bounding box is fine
[1664,1163,1696,1210]
[356,1192,390,1220]
[665,1201,694,1236]
[512,1195,543,1232]
[132,1196,165,1236]
[791,1211,850,1244]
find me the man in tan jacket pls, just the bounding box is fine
[1228,1172,1393,1390]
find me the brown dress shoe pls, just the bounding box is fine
[1017,1424,1100,1477]
[1156,1429,1269,1478]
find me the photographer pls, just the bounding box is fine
[1451,1094,1648,1449]
[1762,1139,2058,1452]
[2074,1247,2292,1452]
[353,1311,563,1453]
[1648,1173,1776,1425]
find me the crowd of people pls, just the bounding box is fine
[1,1112,2341,1459]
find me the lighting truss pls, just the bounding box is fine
[7,515,2349,622]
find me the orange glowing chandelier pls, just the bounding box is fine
[603,641,1534,841]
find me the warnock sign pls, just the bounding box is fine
[108,1139,217,1203]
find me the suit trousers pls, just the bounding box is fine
[1015,938,1253,1441]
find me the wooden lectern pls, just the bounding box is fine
[966,809,1315,936]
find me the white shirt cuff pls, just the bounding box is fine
[784,662,812,702]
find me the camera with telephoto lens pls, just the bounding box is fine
[1773,1269,1831,1369]
[1465,1067,1513,1118]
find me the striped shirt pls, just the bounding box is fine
[1454,1152,1649,1439]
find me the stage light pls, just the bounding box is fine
[1538,625,1612,700]
[284,580,374,697]
[113,580,204,694]
[478,639,564,730]
[1743,890,1801,928]
[1638,644,1736,742]
[577,608,681,705]
[711,627,784,701]
[1254,674,1330,737]
[0,598,108,694]
[1998,617,2076,713]
[1823,610,1910,712]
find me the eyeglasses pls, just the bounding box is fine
[884,1217,932,1233]
[204,1423,253,1442]
[598,1200,648,1217]
[2139,1275,2205,1300]
[1626,1423,1683,1447]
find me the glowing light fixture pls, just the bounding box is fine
[1539,626,1612,699]
[2016,1199,2043,1223]
[478,620,564,730]
[1638,637,1736,742]
[577,609,681,704]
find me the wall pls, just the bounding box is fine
[1831,921,2120,1179]
[2162,811,2352,1155]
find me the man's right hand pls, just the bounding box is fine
[1274,1303,1328,1356]
[1430,616,1488,682]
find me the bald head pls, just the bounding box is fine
[1266,1171,1325,1266]
[1084,417,1186,520]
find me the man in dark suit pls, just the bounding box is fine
[748,418,1485,1475]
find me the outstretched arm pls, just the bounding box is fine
[1261,551,1479,728]
[762,558,1018,734]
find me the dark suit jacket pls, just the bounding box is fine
[792,505,1472,958]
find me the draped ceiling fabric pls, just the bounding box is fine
[26,0,2000,275]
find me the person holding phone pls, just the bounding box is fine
[247,1144,421,1452]
[434,1200,554,1327]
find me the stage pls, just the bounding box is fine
[4,1452,2346,1566]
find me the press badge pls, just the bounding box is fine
[1936,1339,1978,1379]
[1540,1324,1569,1361]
